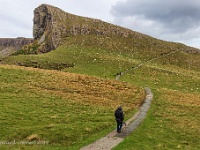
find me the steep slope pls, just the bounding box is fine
[2,4,199,74]
[3,35,200,74]
[33,4,148,53]
[0,4,200,150]
[0,64,144,150]
[32,4,199,54]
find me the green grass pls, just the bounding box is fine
[2,35,200,74]
[113,89,200,150]
[112,62,200,149]
[0,65,144,150]
[2,44,134,79]
[1,34,200,149]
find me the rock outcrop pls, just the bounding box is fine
[33,4,146,53]
[0,37,33,58]
[33,4,200,54]
[0,4,199,56]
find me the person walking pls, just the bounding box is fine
[114,106,124,133]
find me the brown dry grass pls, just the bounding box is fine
[0,64,145,111]
[0,64,145,149]
[27,134,40,141]
[161,89,200,134]
[163,89,200,106]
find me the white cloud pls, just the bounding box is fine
[111,0,200,48]
[0,0,200,49]
[0,0,122,38]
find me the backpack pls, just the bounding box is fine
[115,108,121,119]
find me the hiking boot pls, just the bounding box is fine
[117,130,121,133]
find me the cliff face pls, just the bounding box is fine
[0,38,33,48]
[1,4,199,56]
[33,4,146,53]
[33,4,200,54]
[0,37,33,58]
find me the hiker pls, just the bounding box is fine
[114,106,124,133]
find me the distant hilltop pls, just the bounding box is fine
[0,4,200,57]
[0,37,33,47]
[0,38,33,58]
[33,4,148,53]
[32,4,199,54]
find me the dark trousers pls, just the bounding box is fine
[116,120,123,132]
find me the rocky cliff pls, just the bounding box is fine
[33,4,200,54]
[0,37,33,48]
[33,4,148,53]
[0,37,33,58]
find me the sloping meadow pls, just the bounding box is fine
[0,65,144,149]
[113,89,200,150]
[113,64,200,149]
[1,34,200,149]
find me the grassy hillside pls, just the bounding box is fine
[114,89,200,150]
[1,34,200,149]
[0,4,200,149]
[0,65,144,150]
[2,35,200,74]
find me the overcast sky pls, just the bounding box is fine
[0,0,200,49]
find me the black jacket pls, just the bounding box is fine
[115,107,124,122]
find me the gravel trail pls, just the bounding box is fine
[80,88,153,150]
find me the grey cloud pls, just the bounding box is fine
[111,0,200,33]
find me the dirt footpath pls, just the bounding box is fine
[80,88,153,150]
